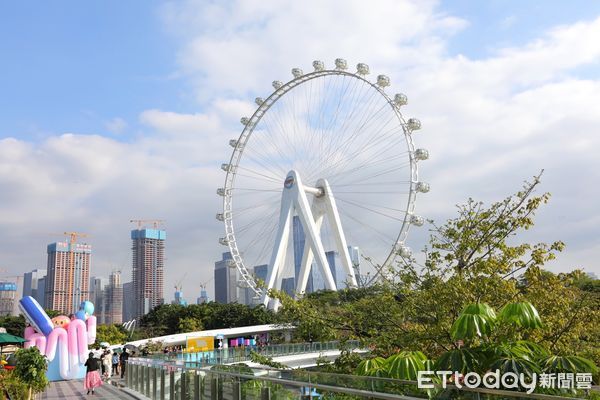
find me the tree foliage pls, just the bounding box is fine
[95,324,128,346]
[0,315,26,337]
[133,302,277,339]
[274,174,599,389]
[13,347,48,399]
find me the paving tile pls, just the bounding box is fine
[41,379,141,400]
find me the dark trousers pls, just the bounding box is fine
[120,362,126,378]
[112,363,118,376]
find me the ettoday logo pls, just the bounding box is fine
[417,371,593,394]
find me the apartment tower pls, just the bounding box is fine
[46,241,91,314]
[104,271,123,324]
[131,229,165,319]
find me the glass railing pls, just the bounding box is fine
[124,359,584,400]
[146,340,361,367]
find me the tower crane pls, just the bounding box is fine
[174,272,188,293]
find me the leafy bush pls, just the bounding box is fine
[13,347,49,398]
[0,370,28,400]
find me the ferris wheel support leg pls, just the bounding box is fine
[295,201,325,298]
[292,173,337,291]
[262,192,293,308]
[318,179,358,288]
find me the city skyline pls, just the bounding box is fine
[1,1,600,303]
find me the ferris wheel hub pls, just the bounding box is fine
[284,171,325,197]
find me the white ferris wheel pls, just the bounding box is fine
[217,59,429,309]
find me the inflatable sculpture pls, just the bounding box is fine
[19,296,97,381]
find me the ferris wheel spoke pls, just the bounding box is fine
[236,166,283,183]
[317,86,381,168]
[318,134,407,183]
[335,195,411,216]
[323,152,410,184]
[335,197,405,222]
[337,208,396,253]
[335,164,412,186]
[328,110,399,174]
[319,75,359,155]
[313,102,395,179]
[242,147,289,179]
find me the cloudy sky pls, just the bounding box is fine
[1,1,599,302]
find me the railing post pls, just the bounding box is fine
[160,368,166,400]
[153,367,158,400]
[126,363,132,387]
[180,372,187,400]
[194,372,200,400]
[260,387,270,400]
[146,364,151,397]
[133,364,138,392]
[232,380,241,400]
[170,370,176,400]
[210,377,219,400]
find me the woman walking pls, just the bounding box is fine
[102,350,112,379]
[84,352,102,395]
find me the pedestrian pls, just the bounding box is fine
[99,351,106,377]
[120,349,129,378]
[112,351,119,376]
[102,350,112,379]
[84,352,102,395]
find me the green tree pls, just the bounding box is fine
[95,324,127,346]
[137,302,277,338]
[276,174,600,367]
[0,315,26,336]
[13,347,48,400]
[178,317,202,333]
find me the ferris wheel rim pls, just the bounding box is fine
[220,64,423,296]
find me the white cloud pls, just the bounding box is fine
[2,1,600,306]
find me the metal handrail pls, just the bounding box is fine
[126,358,586,400]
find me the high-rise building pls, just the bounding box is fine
[254,264,268,284]
[326,250,350,289]
[292,216,315,293]
[281,277,295,297]
[214,252,238,304]
[122,281,134,322]
[131,229,165,319]
[347,245,365,286]
[104,271,123,325]
[23,269,47,307]
[0,282,17,316]
[90,276,108,322]
[45,241,91,314]
[196,288,209,304]
[172,289,187,306]
[37,277,47,309]
[241,264,268,305]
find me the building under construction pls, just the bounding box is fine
[131,228,165,319]
[45,239,91,314]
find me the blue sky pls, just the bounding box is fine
[3,1,600,141]
[1,2,184,140]
[1,1,599,301]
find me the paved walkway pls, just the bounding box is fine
[41,378,141,399]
